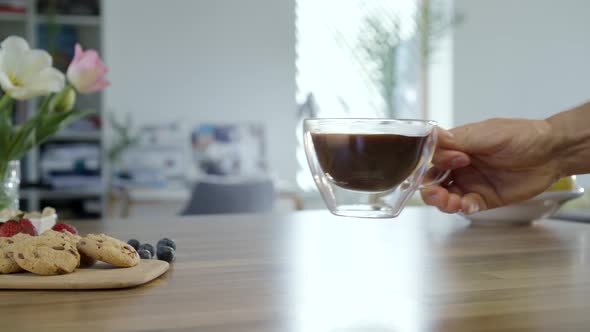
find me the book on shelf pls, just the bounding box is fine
[114,122,186,189]
[40,143,102,192]
[37,0,100,16]
[37,24,78,71]
[0,0,26,13]
[46,172,102,191]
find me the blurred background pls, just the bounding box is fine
[1,0,589,219]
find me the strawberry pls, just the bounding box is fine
[52,223,78,235]
[18,218,38,236]
[0,221,23,237]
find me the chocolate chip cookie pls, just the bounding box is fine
[41,230,96,267]
[41,229,81,245]
[77,234,139,268]
[0,237,22,274]
[12,236,80,275]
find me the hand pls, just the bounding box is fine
[422,119,562,214]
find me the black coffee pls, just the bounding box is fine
[311,133,427,191]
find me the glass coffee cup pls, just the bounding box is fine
[304,118,448,218]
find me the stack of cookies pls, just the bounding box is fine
[0,231,140,275]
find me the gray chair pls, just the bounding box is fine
[181,178,275,215]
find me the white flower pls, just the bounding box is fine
[0,36,65,100]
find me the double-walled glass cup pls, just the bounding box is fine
[304,118,448,218]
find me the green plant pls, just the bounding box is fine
[358,14,401,118]
[352,0,462,118]
[107,112,141,165]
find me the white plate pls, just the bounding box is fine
[28,214,58,234]
[462,188,585,226]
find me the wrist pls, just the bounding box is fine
[545,112,590,177]
[541,117,569,177]
[535,118,569,180]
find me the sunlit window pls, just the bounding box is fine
[296,0,447,191]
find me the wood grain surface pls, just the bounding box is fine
[0,260,169,290]
[2,207,590,331]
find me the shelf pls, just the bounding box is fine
[46,131,101,142]
[0,14,100,27]
[0,12,25,22]
[20,188,103,200]
[10,3,104,217]
[37,14,100,27]
[123,187,190,202]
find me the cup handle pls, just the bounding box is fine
[418,168,451,189]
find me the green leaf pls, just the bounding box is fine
[6,119,38,161]
[0,190,11,210]
[108,112,126,133]
[0,96,15,161]
[0,108,10,161]
[38,94,53,115]
[34,109,93,146]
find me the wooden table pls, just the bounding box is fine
[3,207,590,331]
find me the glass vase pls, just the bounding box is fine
[0,160,20,211]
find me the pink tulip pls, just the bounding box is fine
[66,43,109,93]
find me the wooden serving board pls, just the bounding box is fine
[0,260,169,290]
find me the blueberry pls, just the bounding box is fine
[157,245,175,262]
[157,238,176,250]
[127,239,140,250]
[138,243,155,256]
[138,249,152,259]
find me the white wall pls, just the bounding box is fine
[102,0,297,184]
[453,0,590,186]
[453,0,590,124]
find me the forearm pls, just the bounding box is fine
[547,101,590,176]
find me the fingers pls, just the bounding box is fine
[421,186,446,208]
[434,127,471,170]
[461,193,488,215]
[423,127,489,215]
[421,186,463,214]
[447,193,463,212]
[421,185,487,215]
[432,149,470,170]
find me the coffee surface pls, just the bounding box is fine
[311,133,427,191]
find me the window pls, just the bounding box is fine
[296,0,449,191]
